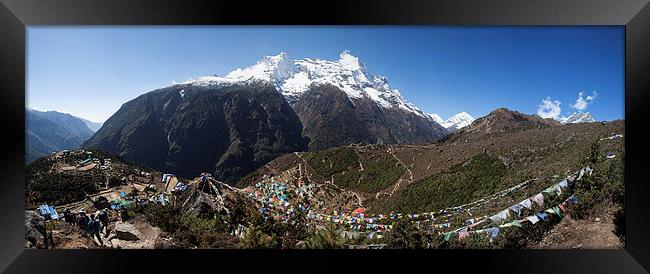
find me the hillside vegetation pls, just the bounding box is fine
[396,154,516,212]
[245,117,624,216]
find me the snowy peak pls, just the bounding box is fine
[428,112,475,131]
[428,113,445,125]
[445,112,476,130]
[225,52,297,84]
[338,50,366,72]
[561,112,595,124]
[179,51,428,118]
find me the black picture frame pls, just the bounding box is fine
[1,0,649,273]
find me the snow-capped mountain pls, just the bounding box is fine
[180,51,429,119]
[428,112,475,132]
[560,112,595,124]
[172,51,449,150]
[88,50,449,176]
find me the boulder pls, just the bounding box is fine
[93,196,110,210]
[114,222,142,241]
[25,211,46,248]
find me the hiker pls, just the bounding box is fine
[63,207,73,224]
[85,214,95,236]
[98,209,109,236]
[77,210,89,233]
[88,214,103,246]
[120,205,129,221]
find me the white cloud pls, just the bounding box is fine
[572,91,597,111]
[537,97,562,120]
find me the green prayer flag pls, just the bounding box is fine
[511,220,522,227]
[444,232,452,241]
[552,206,562,217]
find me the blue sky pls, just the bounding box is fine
[27,26,624,122]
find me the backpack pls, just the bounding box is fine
[79,215,88,226]
[100,212,108,223]
[88,219,98,232]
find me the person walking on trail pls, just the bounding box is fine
[77,210,89,234]
[98,209,109,236]
[63,207,73,224]
[88,214,103,246]
[85,214,95,236]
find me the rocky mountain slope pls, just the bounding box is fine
[293,84,447,150]
[82,81,307,183]
[179,51,449,150]
[26,109,95,163]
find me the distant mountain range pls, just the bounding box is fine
[77,117,104,132]
[26,109,95,163]
[427,112,475,132]
[560,112,595,124]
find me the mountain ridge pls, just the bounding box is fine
[26,109,95,163]
[82,81,308,183]
[445,108,561,142]
[178,51,440,123]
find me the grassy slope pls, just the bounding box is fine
[306,147,405,194]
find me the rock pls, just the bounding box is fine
[25,211,46,248]
[111,220,161,249]
[114,222,142,241]
[595,217,601,222]
[93,196,110,210]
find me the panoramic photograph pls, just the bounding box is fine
[25,26,624,249]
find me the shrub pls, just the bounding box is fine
[308,147,359,177]
[238,225,277,249]
[107,176,122,187]
[397,154,511,212]
[139,203,183,232]
[356,154,405,193]
[180,214,220,235]
[463,233,495,249]
[305,224,347,249]
[572,141,624,219]
[384,220,432,249]
[26,172,101,206]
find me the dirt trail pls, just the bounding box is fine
[354,148,364,172]
[294,152,364,207]
[531,205,623,249]
[375,147,414,199]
